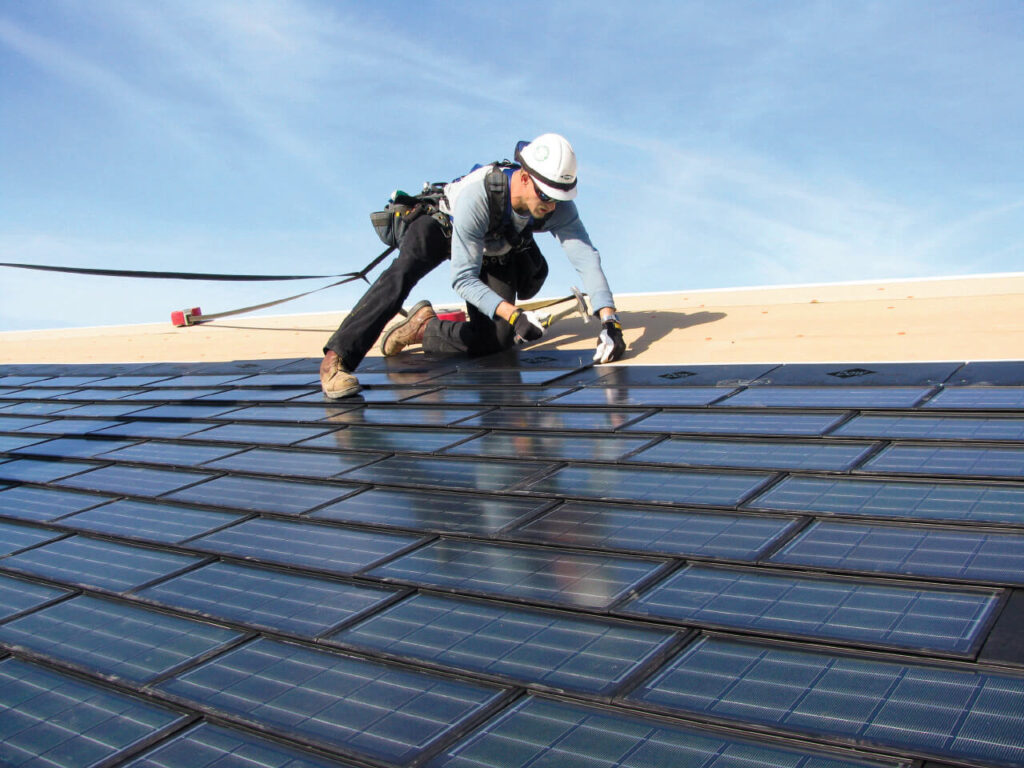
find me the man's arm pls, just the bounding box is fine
[449,181,506,318]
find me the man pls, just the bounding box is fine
[320,133,626,399]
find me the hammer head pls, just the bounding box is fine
[572,286,591,324]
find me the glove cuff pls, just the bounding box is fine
[507,308,522,327]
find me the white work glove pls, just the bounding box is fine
[508,308,545,345]
[593,315,626,363]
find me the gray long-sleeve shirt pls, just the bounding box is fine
[442,165,615,318]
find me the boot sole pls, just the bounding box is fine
[322,380,361,399]
[380,300,433,357]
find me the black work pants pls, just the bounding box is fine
[324,214,521,371]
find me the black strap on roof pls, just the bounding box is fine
[0,261,345,281]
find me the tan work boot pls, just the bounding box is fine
[380,300,437,357]
[319,350,360,399]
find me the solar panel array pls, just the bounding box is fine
[1,353,1023,767]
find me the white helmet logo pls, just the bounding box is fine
[534,145,550,161]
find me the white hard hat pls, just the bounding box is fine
[514,133,578,201]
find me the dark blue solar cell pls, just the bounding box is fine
[291,386,429,404]
[0,457,98,482]
[630,437,875,471]
[368,539,665,609]
[925,387,1024,410]
[137,560,397,637]
[457,407,651,432]
[222,404,356,422]
[510,502,798,560]
[719,386,931,409]
[311,487,545,534]
[0,486,110,522]
[231,373,318,387]
[331,593,676,695]
[157,638,507,765]
[0,388,78,399]
[0,658,185,767]
[0,595,241,683]
[628,636,1024,766]
[20,418,126,434]
[862,444,1024,478]
[430,369,575,386]
[0,519,64,555]
[834,414,1024,441]
[548,386,735,407]
[166,475,358,514]
[297,426,479,452]
[119,388,228,401]
[0,407,64,421]
[28,375,107,387]
[428,695,898,768]
[184,423,337,444]
[55,465,213,496]
[60,388,146,400]
[623,410,846,436]
[147,374,244,387]
[124,722,362,768]
[130,403,241,419]
[399,387,571,406]
[345,455,553,492]
[189,517,420,575]
[85,376,172,387]
[323,405,484,427]
[12,436,137,458]
[444,431,651,461]
[202,447,384,478]
[0,573,70,619]
[0,376,48,386]
[1,535,202,591]
[198,388,312,402]
[622,565,997,654]
[60,499,241,543]
[47,402,149,417]
[0,435,47,452]
[97,441,242,465]
[95,420,219,438]
[771,520,1024,585]
[526,465,772,507]
[748,476,1024,524]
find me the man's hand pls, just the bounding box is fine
[594,315,626,363]
[508,308,545,345]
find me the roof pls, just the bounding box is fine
[2,346,1024,767]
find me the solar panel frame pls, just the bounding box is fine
[546,386,738,407]
[624,633,1024,767]
[717,386,934,409]
[628,436,879,472]
[859,442,1024,479]
[57,498,244,544]
[618,562,1002,656]
[155,637,513,766]
[622,408,850,436]
[164,475,364,515]
[0,572,72,622]
[0,485,113,522]
[832,413,1024,442]
[297,424,482,453]
[923,386,1024,410]
[343,454,558,493]
[453,405,655,432]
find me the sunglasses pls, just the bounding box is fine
[529,175,554,204]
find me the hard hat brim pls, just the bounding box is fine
[534,177,578,202]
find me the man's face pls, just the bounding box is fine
[527,175,559,218]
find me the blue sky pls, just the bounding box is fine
[1,1,1021,331]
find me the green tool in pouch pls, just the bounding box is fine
[370,183,451,248]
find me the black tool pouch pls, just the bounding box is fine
[515,240,548,301]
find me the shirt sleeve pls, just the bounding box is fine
[544,202,615,315]
[449,180,506,318]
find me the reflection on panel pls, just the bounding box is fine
[0,658,186,767]
[56,464,213,496]
[771,520,1024,584]
[630,437,875,471]
[311,487,544,535]
[0,458,98,483]
[189,517,421,575]
[623,564,997,653]
[445,431,650,462]
[527,465,772,507]
[458,407,650,432]
[513,501,796,560]
[14,437,137,458]
[184,422,335,445]
[137,561,397,637]
[404,387,570,406]
[0,572,71,619]
[332,593,676,695]
[628,636,1024,766]
[345,455,552,492]
[323,405,484,427]
[0,595,241,682]
[368,539,664,609]
[749,476,1024,524]
[428,695,900,768]
[298,425,479,453]
[97,440,241,466]
[157,638,506,765]
[0,519,64,555]
[202,447,383,478]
